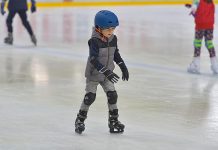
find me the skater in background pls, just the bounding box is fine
[186,0,218,74]
[75,10,129,134]
[0,0,37,45]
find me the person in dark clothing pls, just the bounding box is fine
[0,0,37,45]
[75,10,129,134]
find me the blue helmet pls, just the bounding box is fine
[94,10,119,29]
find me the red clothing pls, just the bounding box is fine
[195,0,215,30]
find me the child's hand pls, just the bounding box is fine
[189,7,197,17]
[190,11,196,17]
[31,1,36,13]
[31,5,36,13]
[185,3,196,17]
[185,4,192,8]
[101,69,120,83]
[105,70,119,83]
[0,9,5,15]
[118,62,129,81]
[0,3,5,15]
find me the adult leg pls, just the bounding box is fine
[5,11,16,44]
[18,10,33,36]
[18,10,37,45]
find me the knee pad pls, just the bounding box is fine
[194,39,202,48]
[107,91,118,104]
[205,40,214,49]
[83,92,96,106]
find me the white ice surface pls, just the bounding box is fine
[0,6,218,150]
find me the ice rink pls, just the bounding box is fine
[1,5,218,150]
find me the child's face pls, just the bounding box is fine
[101,27,115,38]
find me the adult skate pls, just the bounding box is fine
[31,34,37,46]
[4,33,13,45]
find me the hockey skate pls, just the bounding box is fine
[75,110,87,134]
[187,57,200,74]
[31,35,37,46]
[108,109,125,133]
[4,33,13,45]
[210,57,218,74]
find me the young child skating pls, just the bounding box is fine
[186,0,218,74]
[75,10,129,134]
[0,0,37,45]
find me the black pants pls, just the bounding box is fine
[6,9,33,36]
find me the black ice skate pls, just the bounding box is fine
[75,110,87,134]
[31,35,37,46]
[4,33,13,45]
[75,117,85,134]
[108,109,125,133]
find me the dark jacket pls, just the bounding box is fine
[7,0,28,12]
[85,28,124,82]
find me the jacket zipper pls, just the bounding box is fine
[104,41,110,81]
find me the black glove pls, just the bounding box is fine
[100,68,120,83]
[118,62,129,81]
[31,2,36,13]
[1,2,5,15]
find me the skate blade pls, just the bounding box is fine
[109,128,124,134]
[33,41,37,46]
[5,43,13,45]
[75,126,85,134]
[4,41,13,45]
[110,130,124,134]
[187,70,200,74]
[75,129,83,134]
